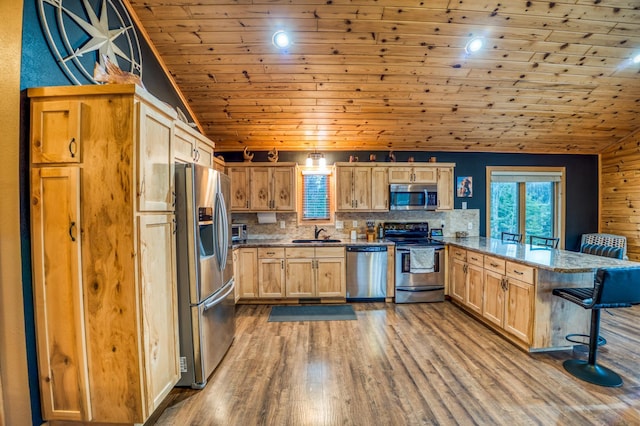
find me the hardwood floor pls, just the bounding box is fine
[150,302,640,425]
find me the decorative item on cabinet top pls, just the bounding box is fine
[268,148,279,162]
[243,147,254,162]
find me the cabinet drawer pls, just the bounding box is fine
[451,248,467,262]
[315,246,344,258]
[286,247,315,258]
[258,247,285,258]
[484,256,506,274]
[506,262,535,285]
[466,251,483,267]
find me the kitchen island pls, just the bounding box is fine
[444,237,638,352]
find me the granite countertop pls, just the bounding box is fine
[443,237,638,272]
[233,238,395,248]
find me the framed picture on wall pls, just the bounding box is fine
[457,176,472,198]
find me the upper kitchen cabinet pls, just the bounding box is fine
[437,166,454,210]
[28,85,180,425]
[335,164,388,212]
[173,119,215,168]
[31,99,83,164]
[228,163,296,212]
[137,101,175,212]
[388,165,437,184]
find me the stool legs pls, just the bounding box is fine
[562,308,623,387]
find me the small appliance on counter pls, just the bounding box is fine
[231,223,247,242]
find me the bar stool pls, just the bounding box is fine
[501,232,522,243]
[529,235,559,248]
[552,267,640,387]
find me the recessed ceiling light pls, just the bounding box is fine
[633,53,640,64]
[272,30,290,49]
[465,37,483,54]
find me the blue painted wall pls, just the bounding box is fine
[224,150,598,251]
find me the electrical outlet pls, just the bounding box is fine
[280,220,286,229]
[352,220,358,227]
[468,222,473,230]
[335,220,344,229]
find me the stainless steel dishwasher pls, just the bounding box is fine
[346,246,388,300]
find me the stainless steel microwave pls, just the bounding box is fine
[389,184,438,211]
[231,223,247,242]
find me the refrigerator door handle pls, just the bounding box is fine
[203,280,235,312]
[214,189,229,272]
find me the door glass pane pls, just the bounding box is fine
[525,182,554,240]
[491,182,519,236]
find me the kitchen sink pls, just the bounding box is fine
[291,239,342,243]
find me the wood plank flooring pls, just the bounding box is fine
[149,302,640,425]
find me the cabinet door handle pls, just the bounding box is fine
[281,260,284,269]
[512,269,524,275]
[68,138,77,158]
[490,262,499,267]
[173,218,177,234]
[69,221,77,242]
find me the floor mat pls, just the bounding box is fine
[268,304,357,322]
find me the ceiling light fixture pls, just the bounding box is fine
[465,37,484,54]
[633,53,640,64]
[272,30,290,49]
[306,151,326,167]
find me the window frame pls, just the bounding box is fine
[485,166,566,248]
[296,165,335,226]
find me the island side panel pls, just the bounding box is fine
[532,269,592,351]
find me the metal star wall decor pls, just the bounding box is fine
[38,0,142,85]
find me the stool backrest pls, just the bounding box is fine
[594,268,640,308]
[581,244,624,259]
[501,232,522,243]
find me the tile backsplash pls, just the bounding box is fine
[232,209,480,240]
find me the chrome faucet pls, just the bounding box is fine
[314,225,326,239]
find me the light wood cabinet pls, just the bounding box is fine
[258,248,286,297]
[449,247,534,345]
[335,164,389,212]
[371,166,389,210]
[31,167,89,421]
[228,164,295,212]
[285,246,345,298]
[137,101,175,212]
[448,248,483,314]
[437,167,454,210]
[173,120,215,167]
[388,166,437,183]
[228,166,250,211]
[28,85,180,424]
[336,166,372,211]
[234,248,258,299]
[449,250,466,303]
[250,166,295,211]
[31,99,83,164]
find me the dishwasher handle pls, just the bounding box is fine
[346,246,387,252]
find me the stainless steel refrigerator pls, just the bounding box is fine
[175,163,235,389]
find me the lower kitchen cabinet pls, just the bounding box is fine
[286,247,346,298]
[258,248,286,297]
[233,245,345,301]
[234,248,258,300]
[449,247,535,347]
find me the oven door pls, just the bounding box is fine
[395,246,445,303]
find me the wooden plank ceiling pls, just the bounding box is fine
[129,0,640,154]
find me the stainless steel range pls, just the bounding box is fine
[384,222,445,303]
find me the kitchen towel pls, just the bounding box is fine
[257,212,277,224]
[410,247,435,273]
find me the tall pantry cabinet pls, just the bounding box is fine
[28,85,180,424]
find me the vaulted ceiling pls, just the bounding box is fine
[128,0,640,154]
